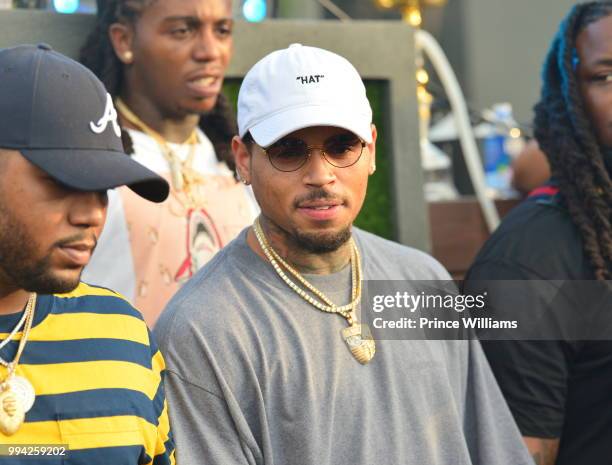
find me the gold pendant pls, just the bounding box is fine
[0,387,25,436]
[342,323,376,364]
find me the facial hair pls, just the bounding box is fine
[292,227,352,254]
[0,200,83,294]
[290,188,352,254]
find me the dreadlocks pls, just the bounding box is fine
[79,0,237,175]
[534,1,612,280]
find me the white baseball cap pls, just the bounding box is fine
[237,44,373,147]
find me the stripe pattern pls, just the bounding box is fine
[0,283,175,465]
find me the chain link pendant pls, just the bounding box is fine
[342,323,376,364]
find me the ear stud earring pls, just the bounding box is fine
[237,173,250,185]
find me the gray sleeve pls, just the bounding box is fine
[164,370,257,465]
[461,339,533,465]
[155,296,265,465]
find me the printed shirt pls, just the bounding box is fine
[83,128,258,326]
[0,283,175,465]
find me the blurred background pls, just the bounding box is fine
[3,0,578,124]
[0,0,584,277]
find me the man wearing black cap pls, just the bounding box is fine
[0,44,174,464]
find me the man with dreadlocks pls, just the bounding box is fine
[79,0,257,326]
[464,2,612,465]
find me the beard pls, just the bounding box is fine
[0,202,82,294]
[292,227,352,254]
[287,188,353,253]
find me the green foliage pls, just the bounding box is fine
[223,80,241,109]
[356,81,393,240]
[222,79,394,240]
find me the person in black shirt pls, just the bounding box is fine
[464,2,612,465]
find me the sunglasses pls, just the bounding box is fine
[263,134,366,172]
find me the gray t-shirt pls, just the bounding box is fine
[155,227,531,465]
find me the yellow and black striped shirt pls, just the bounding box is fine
[0,283,175,465]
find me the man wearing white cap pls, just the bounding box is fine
[155,44,532,465]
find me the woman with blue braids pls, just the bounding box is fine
[465,2,612,464]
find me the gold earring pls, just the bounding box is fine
[237,173,250,185]
[123,51,133,63]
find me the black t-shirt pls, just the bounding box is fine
[463,193,612,465]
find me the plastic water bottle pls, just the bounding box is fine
[482,103,520,198]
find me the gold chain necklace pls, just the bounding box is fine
[0,293,37,436]
[115,98,207,212]
[0,308,27,351]
[262,228,360,317]
[253,218,375,364]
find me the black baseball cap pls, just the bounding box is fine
[0,44,169,203]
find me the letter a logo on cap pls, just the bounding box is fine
[90,93,121,138]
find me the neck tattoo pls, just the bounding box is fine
[253,218,375,364]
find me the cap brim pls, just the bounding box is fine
[248,104,373,147]
[21,148,169,203]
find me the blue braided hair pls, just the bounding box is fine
[533,1,612,280]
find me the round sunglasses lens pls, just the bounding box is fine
[269,147,308,172]
[324,140,364,167]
